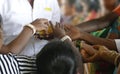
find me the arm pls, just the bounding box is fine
[79,31,117,51]
[76,12,118,32]
[65,25,117,51]
[0,27,33,54]
[0,19,48,54]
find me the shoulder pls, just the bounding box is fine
[0,53,18,64]
[0,53,20,74]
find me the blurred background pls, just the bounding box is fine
[57,0,120,74]
[58,0,120,25]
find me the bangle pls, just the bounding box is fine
[114,54,120,66]
[61,35,72,41]
[25,24,36,35]
[113,5,120,16]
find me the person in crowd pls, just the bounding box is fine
[65,24,120,74]
[65,24,120,57]
[0,23,84,74]
[99,0,118,16]
[60,0,81,25]
[0,0,60,56]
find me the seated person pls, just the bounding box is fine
[0,24,84,74]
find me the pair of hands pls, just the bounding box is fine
[31,18,82,40]
[30,18,66,39]
[80,42,119,64]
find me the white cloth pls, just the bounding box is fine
[115,39,120,53]
[0,0,60,56]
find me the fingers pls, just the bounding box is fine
[84,53,98,62]
[49,21,55,32]
[93,45,109,51]
[81,41,97,56]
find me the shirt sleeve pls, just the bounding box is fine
[51,0,61,23]
[0,53,20,74]
[115,39,120,53]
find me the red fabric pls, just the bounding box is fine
[113,5,120,16]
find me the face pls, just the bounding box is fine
[60,0,74,16]
[103,0,117,11]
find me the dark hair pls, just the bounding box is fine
[67,0,76,6]
[36,40,79,74]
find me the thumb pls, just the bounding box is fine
[85,53,99,62]
[81,41,96,56]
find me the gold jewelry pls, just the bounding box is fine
[114,54,120,66]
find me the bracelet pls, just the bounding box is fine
[25,24,36,35]
[113,5,120,16]
[114,54,120,66]
[61,35,72,41]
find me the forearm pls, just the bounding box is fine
[0,27,33,54]
[76,12,118,32]
[80,32,117,51]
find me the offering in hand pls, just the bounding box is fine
[34,21,54,40]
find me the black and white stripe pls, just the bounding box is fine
[15,55,37,74]
[0,54,37,74]
[0,54,20,74]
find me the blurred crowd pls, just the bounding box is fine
[58,0,120,25]
[57,0,120,74]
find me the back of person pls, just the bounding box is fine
[36,40,84,74]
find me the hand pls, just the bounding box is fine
[50,22,66,39]
[64,25,82,41]
[81,42,120,64]
[80,42,98,62]
[31,18,49,32]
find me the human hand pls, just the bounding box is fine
[50,22,66,39]
[93,45,120,65]
[81,42,120,64]
[80,42,98,62]
[31,18,48,32]
[64,25,82,41]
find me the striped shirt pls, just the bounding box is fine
[0,53,37,74]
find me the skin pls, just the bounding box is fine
[51,23,84,74]
[60,0,76,16]
[65,25,117,51]
[80,42,120,74]
[0,19,49,54]
[76,12,118,32]
[0,0,50,54]
[28,0,34,8]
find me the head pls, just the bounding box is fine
[36,40,83,74]
[60,0,77,16]
[99,0,118,15]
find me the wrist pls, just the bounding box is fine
[24,24,36,35]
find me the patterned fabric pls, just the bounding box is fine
[89,17,120,74]
[0,54,20,74]
[0,53,37,74]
